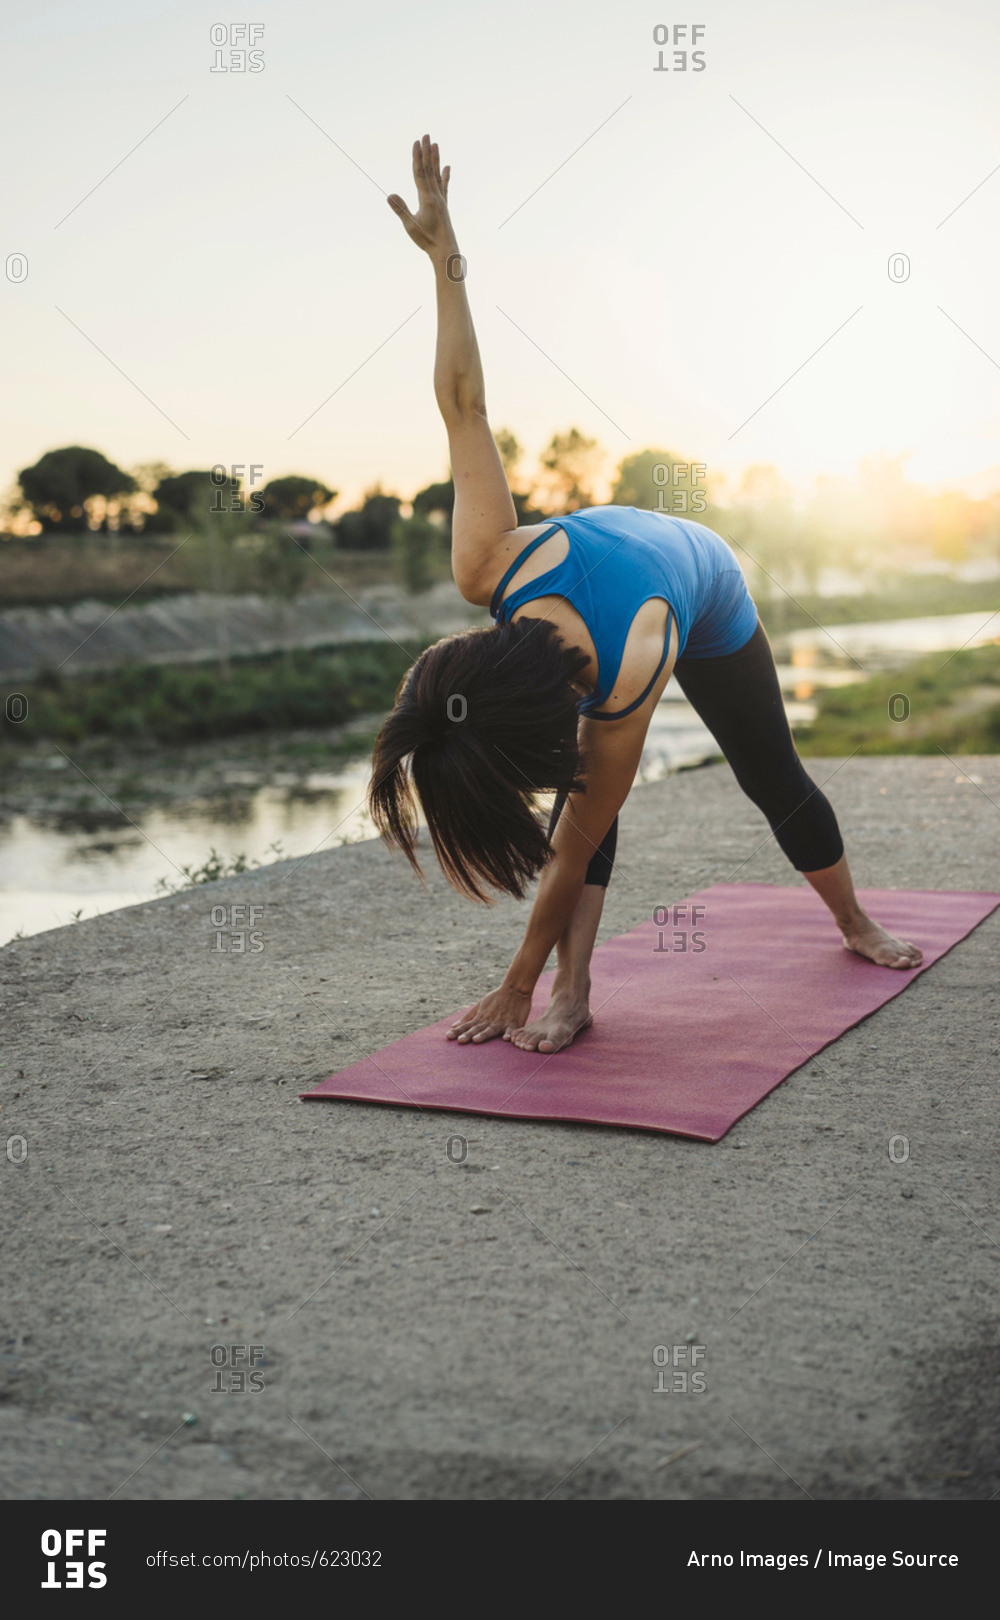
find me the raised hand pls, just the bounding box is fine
[387,134,456,259]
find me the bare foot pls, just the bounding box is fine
[841,912,922,969]
[507,990,593,1054]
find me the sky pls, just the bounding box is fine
[2,0,999,516]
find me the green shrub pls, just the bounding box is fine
[2,639,428,745]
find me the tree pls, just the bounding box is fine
[411,478,454,524]
[335,487,402,550]
[494,428,522,476]
[131,461,173,495]
[17,446,136,534]
[148,469,242,531]
[491,428,549,523]
[611,448,713,520]
[392,512,447,594]
[259,475,336,524]
[511,490,551,525]
[537,427,604,513]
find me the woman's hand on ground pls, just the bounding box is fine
[387,134,456,259]
[446,985,533,1045]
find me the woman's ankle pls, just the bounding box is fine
[550,972,591,1004]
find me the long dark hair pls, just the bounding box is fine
[368,617,589,902]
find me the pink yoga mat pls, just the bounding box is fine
[302,884,999,1142]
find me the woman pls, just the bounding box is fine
[369,134,921,1055]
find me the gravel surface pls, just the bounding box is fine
[2,754,998,1500]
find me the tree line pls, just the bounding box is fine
[4,427,611,545]
[6,433,999,598]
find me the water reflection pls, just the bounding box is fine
[0,775,375,942]
[783,609,1000,666]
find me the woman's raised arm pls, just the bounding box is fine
[388,135,517,602]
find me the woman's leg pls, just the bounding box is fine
[674,622,922,967]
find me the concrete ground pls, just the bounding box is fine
[1,754,998,1500]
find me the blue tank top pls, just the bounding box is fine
[489,505,748,719]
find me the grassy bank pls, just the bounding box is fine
[796,642,1000,755]
[2,639,430,745]
[5,607,999,759]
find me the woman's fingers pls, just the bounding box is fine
[454,1023,495,1041]
[458,1020,501,1044]
[447,1007,504,1044]
[417,134,432,191]
[446,985,527,1045]
[446,1004,480,1039]
[412,134,444,199]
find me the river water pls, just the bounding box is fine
[2,608,997,943]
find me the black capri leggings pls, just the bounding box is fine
[548,620,844,886]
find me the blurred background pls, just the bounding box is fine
[2,0,998,941]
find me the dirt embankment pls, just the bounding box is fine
[0,579,483,683]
